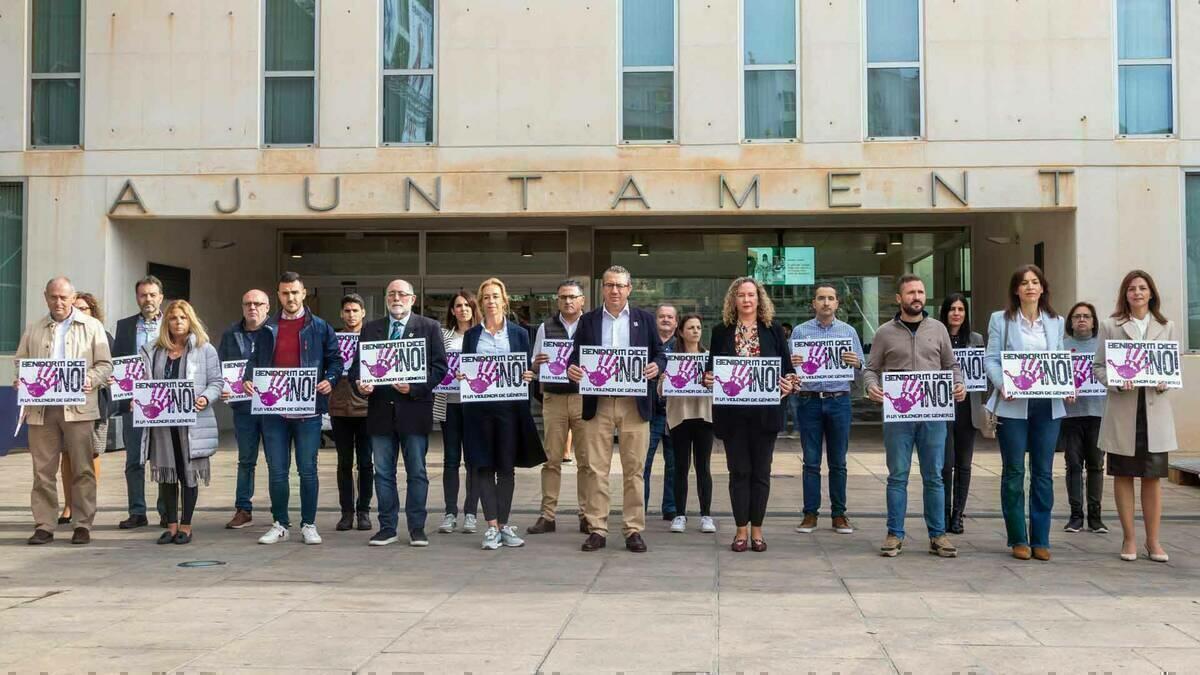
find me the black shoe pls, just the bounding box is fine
[335,512,354,531]
[159,516,169,529]
[58,513,72,525]
[1089,519,1110,534]
[409,528,429,547]
[949,512,965,535]
[368,529,399,546]
[173,531,192,545]
[526,517,556,534]
[119,515,149,530]
[1064,515,1084,533]
[579,515,590,534]
[356,512,372,531]
[625,532,648,553]
[71,527,90,545]
[27,530,53,545]
[582,532,607,551]
[156,531,175,545]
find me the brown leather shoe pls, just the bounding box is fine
[625,532,647,553]
[581,532,607,551]
[71,527,90,545]
[1032,547,1051,561]
[27,530,53,545]
[731,537,748,552]
[226,509,253,529]
[526,517,556,534]
[1012,544,1032,560]
[579,515,589,534]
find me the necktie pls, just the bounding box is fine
[390,321,404,340]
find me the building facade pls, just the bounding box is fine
[1,0,1199,435]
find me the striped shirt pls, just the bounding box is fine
[789,318,865,393]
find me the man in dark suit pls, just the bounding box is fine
[112,275,166,529]
[567,266,667,553]
[351,279,448,547]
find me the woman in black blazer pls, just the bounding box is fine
[705,276,795,552]
[459,278,542,551]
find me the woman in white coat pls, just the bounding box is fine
[984,264,1072,562]
[1093,270,1177,563]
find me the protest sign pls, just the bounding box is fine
[251,367,318,415]
[110,355,146,402]
[712,356,782,406]
[663,353,709,397]
[1103,340,1183,389]
[791,338,855,383]
[882,371,957,422]
[17,359,87,406]
[539,339,574,384]
[459,353,529,402]
[358,338,428,385]
[132,380,197,427]
[1000,351,1075,398]
[578,346,648,397]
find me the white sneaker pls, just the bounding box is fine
[700,516,717,533]
[258,522,289,545]
[438,513,457,534]
[670,515,687,533]
[481,526,502,550]
[500,525,525,548]
[300,523,322,545]
[462,514,478,533]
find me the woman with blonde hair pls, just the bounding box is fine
[58,292,115,524]
[138,300,222,544]
[705,277,794,552]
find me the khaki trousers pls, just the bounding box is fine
[540,392,588,520]
[580,397,650,537]
[29,406,96,532]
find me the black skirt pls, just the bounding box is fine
[1107,388,1168,478]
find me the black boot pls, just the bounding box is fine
[335,512,354,531]
[949,510,965,535]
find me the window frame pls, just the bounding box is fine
[379,0,438,147]
[739,0,801,143]
[27,0,85,150]
[861,0,925,142]
[0,178,28,355]
[1113,0,1177,139]
[1183,169,1200,351]
[617,0,680,145]
[261,0,321,148]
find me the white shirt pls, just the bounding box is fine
[1130,315,1151,340]
[1018,312,1048,352]
[52,309,77,359]
[533,313,580,357]
[601,304,631,348]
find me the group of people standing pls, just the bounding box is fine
[12,263,1181,562]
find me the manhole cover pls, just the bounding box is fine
[177,560,227,568]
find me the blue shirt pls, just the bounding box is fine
[789,318,866,393]
[136,313,161,351]
[478,321,512,355]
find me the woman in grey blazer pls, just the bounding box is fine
[138,300,223,545]
[939,293,985,535]
[1093,270,1177,563]
[984,265,1071,562]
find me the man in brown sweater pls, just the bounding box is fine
[863,274,965,559]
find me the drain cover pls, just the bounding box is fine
[177,560,227,568]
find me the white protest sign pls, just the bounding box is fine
[578,346,648,397]
[132,380,197,427]
[663,353,709,397]
[1000,351,1075,398]
[221,360,250,403]
[459,353,529,402]
[110,355,146,402]
[1071,352,1107,397]
[17,359,87,406]
[791,338,855,383]
[335,332,359,373]
[434,349,461,394]
[882,371,957,422]
[954,347,987,393]
[539,339,574,384]
[251,367,318,415]
[712,356,781,406]
[358,338,427,385]
[1104,340,1182,389]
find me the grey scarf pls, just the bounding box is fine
[145,341,210,488]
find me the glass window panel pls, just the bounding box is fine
[1186,175,1200,346]
[867,67,920,137]
[31,0,81,74]
[383,0,435,70]
[744,70,797,139]
[427,232,567,276]
[279,233,420,277]
[264,77,315,145]
[1118,0,1171,60]
[383,75,434,143]
[622,0,674,67]
[622,72,674,141]
[0,184,22,353]
[30,78,80,146]
[866,0,919,63]
[1119,64,1172,134]
[265,0,316,72]
[744,0,795,65]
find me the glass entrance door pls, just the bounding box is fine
[422,277,561,329]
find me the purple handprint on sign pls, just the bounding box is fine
[884,376,927,414]
[20,365,61,398]
[224,375,246,396]
[1072,357,1092,389]
[797,346,831,376]
[581,353,619,387]
[337,335,357,367]
[133,384,171,419]
[714,363,752,397]
[1107,348,1149,381]
[115,360,145,393]
[465,359,500,394]
[440,352,461,387]
[667,359,699,390]
[545,343,573,376]
[1004,357,1045,391]
[258,374,292,407]
[364,348,396,379]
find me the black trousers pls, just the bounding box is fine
[671,419,714,517]
[943,400,976,520]
[161,428,197,526]
[723,426,776,527]
[1059,416,1104,521]
[332,416,374,515]
[474,402,519,525]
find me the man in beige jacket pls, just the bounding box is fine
[13,277,112,545]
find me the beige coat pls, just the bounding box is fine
[1093,317,1177,456]
[14,311,113,424]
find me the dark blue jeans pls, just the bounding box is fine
[883,421,947,539]
[996,399,1060,549]
[122,413,164,518]
[798,394,851,517]
[261,415,322,528]
[372,432,429,535]
[232,411,265,513]
[643,413,677,516]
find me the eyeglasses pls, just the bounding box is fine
[242,302,267,308]
[558,294,583,301]
[386,291,414,299]
[601,283,629,290]
[1070,314,1093,321]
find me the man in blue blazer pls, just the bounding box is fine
[350,279,448,548]
[567,266,667,553]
